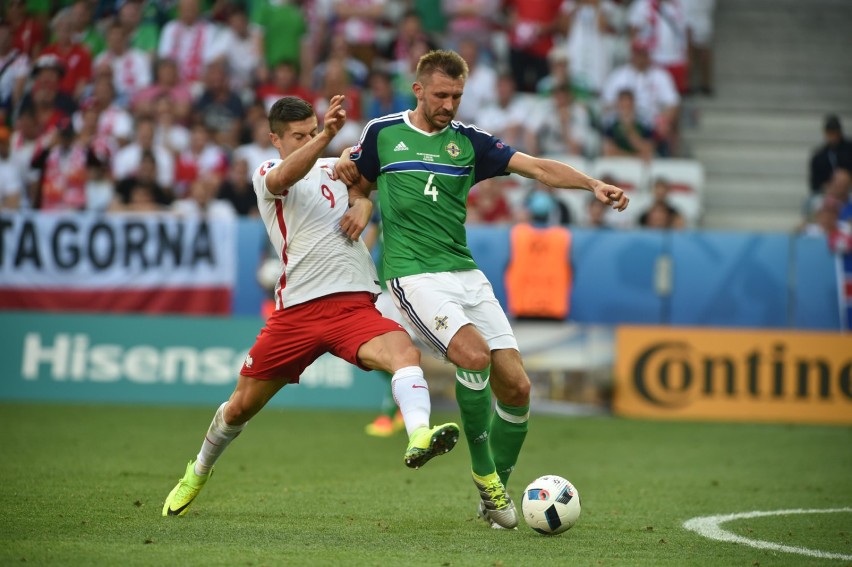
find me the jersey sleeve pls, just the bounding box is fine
[349,122,381,183]
[463,125,518,185]
[252,158,284,200]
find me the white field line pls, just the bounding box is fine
[683,508,852,561]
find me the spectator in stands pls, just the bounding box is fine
[467,177,513,224]
[474,74,533,153]
[193,59,245,144]
[251,0,307,69]
[22,55,78,138]
[6,0,47,59]
[443,0,499,58]
[116,0,160,53]
[152,93,190,154]
[639,177,685,228]
[363,70,410,121]
[217,158,257,216]
[78,73,135,149]
[602,88,654,160]
[628,0,689,95]
[0,125,24,210]
[218,4,264,94]
[809,115,852,194]
[505,0,564,92]
[455,38,497,123]
[30,118,100,210]
[602,40,680,156]
[0,21,31,125]
[313,59,363,155]
[560,0,618,98]
[174,122,229,197]
[67,0,106,58]
[172,173,237,219]
[9,107,41,206]
[584,195,611,228]
[93,20,152,107]
[233,118,278,180]
[257,61,314,113]
[158,0,223,86]
[112,115,175,191]
[800,196,852,254]
[683,0,716,95]
[40,9,93,100]
[331,0,387,68]
[382,11,438,76]
[522,184,572,226]
[311,36,370,92]
[114,149,171,209]
[131,57,193,123]
[533,82,594,157]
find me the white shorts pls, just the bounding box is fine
[374,289,412,333]
[386,270,519,359]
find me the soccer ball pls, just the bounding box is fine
[521,475,581,535]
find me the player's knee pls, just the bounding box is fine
[501,374,531,406]
[458,349,491,372]
[394,342,421,367]
[224,399,255,426]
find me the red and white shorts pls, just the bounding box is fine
[240,292,405,381]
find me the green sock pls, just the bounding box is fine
[377,371,396,419]
[490,401,529,488]
[455,366,495,477]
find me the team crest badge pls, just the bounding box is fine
[434,315,448,330]
[445,141,461,159]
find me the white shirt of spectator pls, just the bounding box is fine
[172,197,237,220]
[253,156,379,310]
[681,0,716,46]
[93,48,152,102]
[234,142,279,181]
[629,0,688,66]
[561,0,619,94]
[158,19,224,84]
[112,142,176,189]
[0,154,24,206]
[602,62,680,124]
[217,23,263,91]
[532,97,594,156]
[0,49,30,103]
[456,64,498,124]
[473,97,528,142]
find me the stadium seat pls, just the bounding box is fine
[648,159,706,227]
[591,157,649,194]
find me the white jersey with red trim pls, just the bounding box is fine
[253,157,380,309]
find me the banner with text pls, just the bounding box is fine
[0,212,235,314]
[614,326,852,425]
[0,312,385,409]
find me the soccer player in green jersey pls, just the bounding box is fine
[336,50,629,530]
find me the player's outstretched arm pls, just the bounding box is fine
[506,151,629,211]
[265,95,347,194]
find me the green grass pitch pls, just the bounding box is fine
[2,403,850,566]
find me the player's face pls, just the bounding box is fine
[414,71,464,131]
[270,116,319,157]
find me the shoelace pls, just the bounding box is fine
[484,479,509,508]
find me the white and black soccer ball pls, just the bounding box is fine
[521,475,581,535]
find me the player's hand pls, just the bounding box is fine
[321,95,347,139]
[334,149,361,186]
[593,180,629,211]
[340,197,372,240]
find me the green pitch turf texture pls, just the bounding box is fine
[2,403,850,567]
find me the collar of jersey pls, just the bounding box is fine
[403,110,450,136]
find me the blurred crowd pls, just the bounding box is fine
[0,0,718,228]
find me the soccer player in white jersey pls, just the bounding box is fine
[336,50,629,530]
[162,95,459,517]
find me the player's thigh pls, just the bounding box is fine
[462,271,518,353]
[357,329,420,373]
[386,273,472,360]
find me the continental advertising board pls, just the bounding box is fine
[0,312,384,409]
[614,326,852,425]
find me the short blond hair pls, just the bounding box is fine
[415,50,469,83]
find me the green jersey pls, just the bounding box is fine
[351,111,516,280]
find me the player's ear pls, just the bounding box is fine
[412,81,423,99]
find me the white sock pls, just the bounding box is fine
[391,366,431,436]
[195,402,246,475]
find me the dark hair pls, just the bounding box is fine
[416,50,469,83]
[268,96,315,135]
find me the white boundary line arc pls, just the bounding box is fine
[683,508,852,561]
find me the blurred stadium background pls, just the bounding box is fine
[1,0,851,447]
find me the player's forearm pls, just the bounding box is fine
[535,158,597,192]
[347,176,374,206]
[267,131,334,194]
